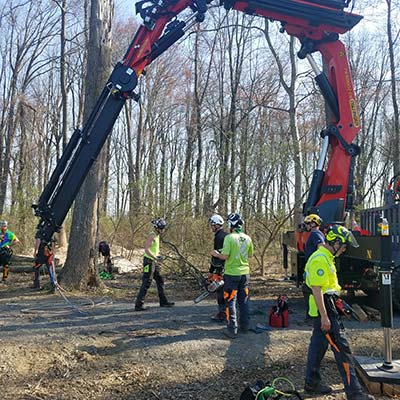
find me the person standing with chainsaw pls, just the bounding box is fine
[212,213,253,339]
[208,214,227,322]
[0,220,19,283]
[134,218,174,311]
[304,225,374,400]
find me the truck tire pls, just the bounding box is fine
[392,266,400,311]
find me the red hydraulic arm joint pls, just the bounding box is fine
[312,41,361,219]
[116,0,207,89]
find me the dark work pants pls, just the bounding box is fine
[135,258,168,306]
[305,296,363,397]
[216,284,225,313]
[210,265,225,314]
[224,274,250,334]
[0,250,11,281]
[33,263,57,288]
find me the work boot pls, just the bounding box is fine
[211,312,226,322]
[48,286,56,294]
[222,328,238,339]
[347,393,375,400]
[304,383,332,395]
[135,304,147,311]
[160,301,174,307]
[2,265,9,282]
[30,283,41,290]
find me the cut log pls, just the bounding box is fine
[10,255,61,267]
[351,303,369,322]
[11,255,35,264]
[361,305,380,315]
[1,265,63,273]
[360,305,381,321]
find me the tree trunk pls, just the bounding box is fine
[61,0,114,289]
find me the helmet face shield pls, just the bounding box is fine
[346,230,359,248]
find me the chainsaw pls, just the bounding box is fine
[193,274,224,304]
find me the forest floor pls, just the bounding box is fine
[0,259,399,400]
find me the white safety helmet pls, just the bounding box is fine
[209,214,224,226]
[0,220,8,228]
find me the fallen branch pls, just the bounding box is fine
[161,238,206,289]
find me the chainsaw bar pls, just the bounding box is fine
[194,290,211,304]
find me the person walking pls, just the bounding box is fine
[32,235,57,293]
[0,220,19,283]
[304,225,374,400]
[134,218,174,311]
[212,213,253,339]
[208,214,227,322]
[304,213,325,262]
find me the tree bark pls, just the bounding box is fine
[61,0,114,289]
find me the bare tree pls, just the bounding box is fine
[0,1,58,214]
[61,0,114,289]
[263,20,303,224]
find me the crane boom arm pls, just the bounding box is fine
[33,0,362,243]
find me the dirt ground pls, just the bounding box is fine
[0,262,399,400]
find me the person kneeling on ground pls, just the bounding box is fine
[134,218,174,311]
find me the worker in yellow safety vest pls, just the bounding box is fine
[304,224,374,400]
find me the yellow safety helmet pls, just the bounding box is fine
[304,214,322,226]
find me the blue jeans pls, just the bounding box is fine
[305,295,363,397]
[223,274,250,334]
